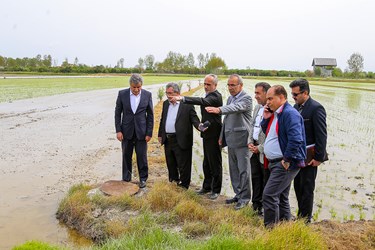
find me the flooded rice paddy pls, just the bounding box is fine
[191,79,375,222]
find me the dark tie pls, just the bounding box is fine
[298,105,304,113]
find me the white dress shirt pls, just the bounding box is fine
[253,106,264,141]
[130,90,141,113]
[165,101,180,133]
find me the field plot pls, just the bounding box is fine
[191,78,375,222]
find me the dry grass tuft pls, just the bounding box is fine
[104,220,127,238]
[264,220,327,250]
[175,200,207,221]
[145,181,185,211]
[313,220,375,250]
[182,221,210,238]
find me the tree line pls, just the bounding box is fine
[0,52,373,79]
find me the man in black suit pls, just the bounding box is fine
[158,82,200,189]
[289,78,328,223]
[115,74,154,188]
[172,74,223,199]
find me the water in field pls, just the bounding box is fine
[191,79,375,222]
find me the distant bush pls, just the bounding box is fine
[332,67,343,77]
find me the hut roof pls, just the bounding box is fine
[312,58,337,66]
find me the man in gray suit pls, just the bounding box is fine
[248,82,271,215]
[206,74,253,210]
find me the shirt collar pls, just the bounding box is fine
[130,90,142,97]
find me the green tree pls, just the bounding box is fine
[42,55,52,67]
[205,55,226,73]
[332,67,343,77]
[313,67,321,77]
[347,52,364,78]
[0,56,5,67]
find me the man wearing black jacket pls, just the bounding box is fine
[158,82,200,189]
[172,74,223,199]
[289,78,328,223]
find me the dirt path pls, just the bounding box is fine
[0,83,196,249]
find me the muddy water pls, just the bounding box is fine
[0,83,176,250]
[191,79,375,222]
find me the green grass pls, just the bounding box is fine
[12,240,64,250]
[0,75,201,103]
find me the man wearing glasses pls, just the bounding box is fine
[158,82,200,189]
[206,74,252,210]
[289,78,328,223]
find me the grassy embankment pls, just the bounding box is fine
[13,83,375,250]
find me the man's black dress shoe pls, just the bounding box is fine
[208,192,219,200]
[139,180,146,188]
[196,188,211,195]
[225,197,238,204]
[234,202,248,210]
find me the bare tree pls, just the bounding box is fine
[347,52,364,78]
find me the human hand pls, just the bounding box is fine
[116,132,123,141]
[248,144,259,153]
[205,107,221,114]
[145,136,151,142]
[158,137,162,144]
[218,139,222,146]
[263,105,273,119]
[308,159,321,167]
[281,160,290,170]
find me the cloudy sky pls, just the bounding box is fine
[1,0,374,71]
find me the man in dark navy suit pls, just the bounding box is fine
[115,74,154,188]
[289,78,328,223]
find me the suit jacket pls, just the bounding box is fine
[158,101,200,150]
[219,90,253,148]
[252,104,266,164]
[183,90,223,140]
[295,97,328,162]
[114,88,154,140]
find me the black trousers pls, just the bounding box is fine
[294,165,318,221]
[201,137,222,193]
[164,137,192,189]
[121,136,148,182]
[250,152,270,211]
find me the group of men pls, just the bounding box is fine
[114,73,327,227]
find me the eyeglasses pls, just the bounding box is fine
[291,92,303,97]
[227,83,240,87]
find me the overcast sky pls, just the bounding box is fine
[1,0,374,71]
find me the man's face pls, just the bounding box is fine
[166,87,178,103]
[254,86,267,105]
[227,77,242,96]
[291,86,308,105]
[266,88,283,111]
[130,82,142,96]
[204,76,217,94]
